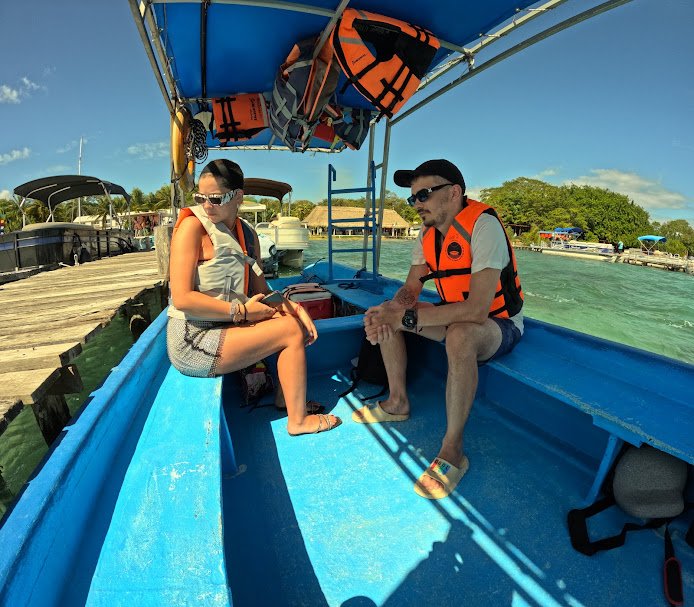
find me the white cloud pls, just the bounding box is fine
[0,189,11,199]
[127,142,169,159]
[533,167,559,179]
[0,85,20,104]
[42,66,56,77]
[564,169,690,212]
[0,147,31,166]
[20,77,41,92]
[0,77,46,104]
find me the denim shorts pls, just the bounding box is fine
[479,317,522,365]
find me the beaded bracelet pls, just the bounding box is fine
[229,299,243,324]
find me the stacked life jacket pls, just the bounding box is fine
[268,36,377,151]
[212,93,269,144]
[332,8,440,119]
[420,199,524,319]
[167,205,263,322]
[314,106,376,150]
[268,36,341,151]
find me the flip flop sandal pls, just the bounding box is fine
[288,413,342,436]
[352,403,409,424]
[414,456,469,500]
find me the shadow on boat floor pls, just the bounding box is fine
[221,368,694,607]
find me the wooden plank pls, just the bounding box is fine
[0,278,161,306]
[0,367,63,404]
[0,321,106,351]
[0,398,24,434]
[0,342,83,372]
[0,294,148,330]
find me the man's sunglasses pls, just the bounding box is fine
[193,190,238,206]
[407,183,453,206]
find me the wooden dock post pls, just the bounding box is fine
[154,225,173,280]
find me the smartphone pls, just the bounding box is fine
[262,290,284,305]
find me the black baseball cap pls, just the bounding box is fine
[394,159,465,192]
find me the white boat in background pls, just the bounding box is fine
[241,177,309,269]
[255,215,309,269]
[256,232,279,278]
[539,228,616,261]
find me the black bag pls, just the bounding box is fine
[339,337,388,401]
[238,360,274,407]
[567,445,694,606]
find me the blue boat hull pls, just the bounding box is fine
[1,262,692,606]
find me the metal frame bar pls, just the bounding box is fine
[417,0,570,94]
[313,0,350,60]
[392,0,633,127]
[128,0,174,113]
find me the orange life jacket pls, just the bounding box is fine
[332,8,440,118]
[212,93,269,143]
[173,208,256,295]
[420,200,524,318]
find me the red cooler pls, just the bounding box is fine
[282,283,334,320]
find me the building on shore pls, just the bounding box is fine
[302,206,411,237]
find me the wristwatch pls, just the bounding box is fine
[401,308,418,330]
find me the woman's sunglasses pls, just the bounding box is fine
[407,183,453,206]
[193,190,238,206]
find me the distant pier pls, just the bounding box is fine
[0,252,165,449]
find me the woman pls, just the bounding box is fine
[167,159,341,435]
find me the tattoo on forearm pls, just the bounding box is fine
[394,287,417,307]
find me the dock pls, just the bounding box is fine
[620,251,694,273]
[0,251,165,445]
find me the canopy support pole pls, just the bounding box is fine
[375,119,392,274]
[128,0,174,114]
[200,1,210,99]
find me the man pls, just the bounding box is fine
[354,159,524,499]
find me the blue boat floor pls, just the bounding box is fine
[221,369,694,607]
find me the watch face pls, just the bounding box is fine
[402,309,417,329]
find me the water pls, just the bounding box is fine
[2,240,692,518]
[301,238,694,365]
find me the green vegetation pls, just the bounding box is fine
[1,177,692,254]
[480,177,693,255]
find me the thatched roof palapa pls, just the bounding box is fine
[303,206,410,229]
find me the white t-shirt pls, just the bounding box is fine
[412,213,524,333]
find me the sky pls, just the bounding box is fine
[1,0,693,225]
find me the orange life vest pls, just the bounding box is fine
[332,9,440,118]
[212,93,269,143]
[420,200,524,318]
[173,207,256,295]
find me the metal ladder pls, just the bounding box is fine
[326,161,382,291]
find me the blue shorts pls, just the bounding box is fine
[478,317,522,365]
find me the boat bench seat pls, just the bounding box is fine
[86,367,234,607]
[483,318,694,502]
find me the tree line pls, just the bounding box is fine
[1,177,692,255]
[480,178,694,256]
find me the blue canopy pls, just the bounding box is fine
[140,1,540,151]
[638,235,667,242]
[554,227,583,234]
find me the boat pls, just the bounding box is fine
[538,228,616,261]
[243,178,309,270]
[0,176,135,275]
[2,2,693,606]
